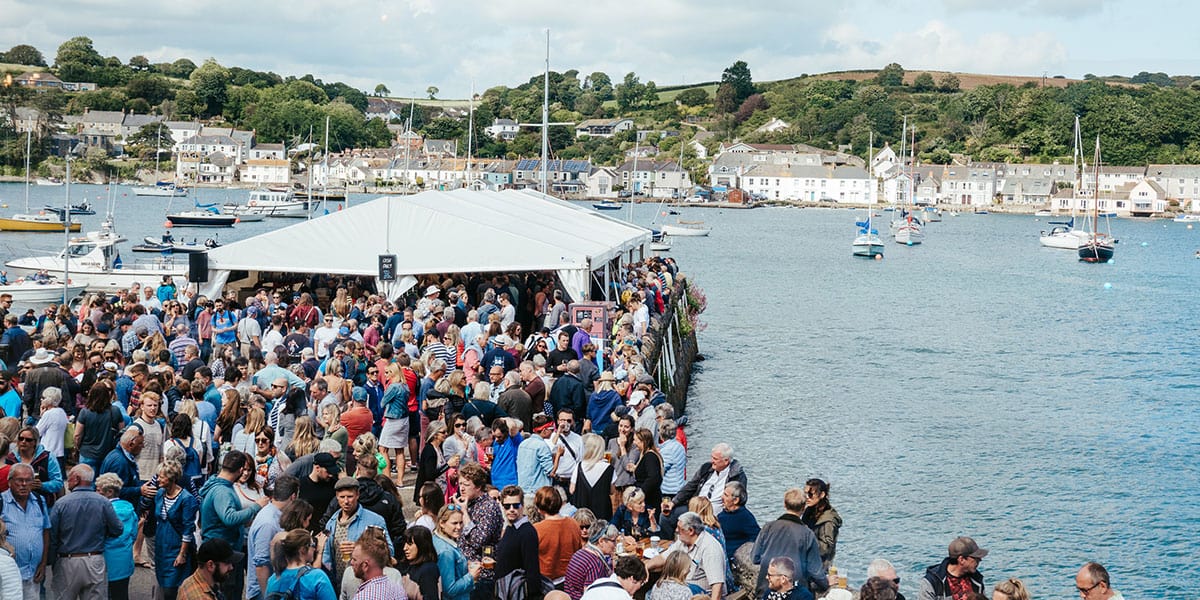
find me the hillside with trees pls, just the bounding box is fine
[4,36,1200,179]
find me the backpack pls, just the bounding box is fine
[169,438,204,489]
[266,566,313,600]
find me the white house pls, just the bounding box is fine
[1146,164,1200,208]
[484,118,519,141]
[176,134,244,183]
[1125,179,1167,216]
[753,117,790,134]
[574,118,634,138]
[242,143,289,185]
[615,160,691,198]
[582,166,619,198]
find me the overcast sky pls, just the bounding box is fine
[3,0,1197,97]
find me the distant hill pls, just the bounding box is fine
[800,69,1137,90]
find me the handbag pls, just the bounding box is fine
[495,568,555,600]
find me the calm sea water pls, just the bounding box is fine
[656,205,1198,599]
[2,185,1195,597]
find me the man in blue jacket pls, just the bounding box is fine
[98,427,154,505]
[200,451,268,599]
[322,477,390,585]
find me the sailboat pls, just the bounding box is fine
[1078,136,1115,263]
[133,123,187,197]
[0,132,81,232]
[890,119,923,245]
[854,134,885,258]
[165,177,236,227]
[1041,116,1092,249]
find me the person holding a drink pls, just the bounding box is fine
[432,504,482,600]
[320,477,392,586]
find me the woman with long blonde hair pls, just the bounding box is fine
[285,416,320,460]
[570,433,615,521]
[233,407,267,454]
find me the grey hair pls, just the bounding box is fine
[587,520,620,544]
[712,443,733,460]
[676,511,705,534]
[566,359,580,374]
[163,443,187,464]
[68,464,94,485]
[443,307,455,318]
[503,371,521,387]
[655,403,675,420]
[725,481,747,507]
[658,419,677,442]
[95,472,123,497]
[465,416,484,436]
[866,558,896,578]
[120,426,143,446]
[318,439,342,454]
[7,463,33,481]
[428,358,447,373]
[769,556,796,580]
[41,387,62,407]
[264,351,278,364]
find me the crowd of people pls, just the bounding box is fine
[0,258,1126,600]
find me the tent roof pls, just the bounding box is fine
[204,189,649,277]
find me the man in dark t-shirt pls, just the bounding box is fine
[283,322,312,360]
[297,452,339,532]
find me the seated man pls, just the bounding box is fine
[660,442,746,538]
[646,512,725,598]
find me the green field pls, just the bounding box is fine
[0,63,45,74]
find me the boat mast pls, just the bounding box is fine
[1092,135,1101,240]
[541,29,550,196]
[23,131,31,212]
[324,115,335,207]
[630,136,639,222]
[404,97,414,195]
[867,131,874,228]
[1072,115,1082,218]
[154,122,162,183]
[307,124,314,220]
[63,156,72,303]
[466,82,474,189]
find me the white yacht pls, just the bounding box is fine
[5,220,189,292]
[223,189,311,218]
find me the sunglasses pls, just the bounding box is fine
[17,436,35,443]
[454,422,466,428]
[445,505,462,511]
[271,383,286,389]
[256,437,270,443]
[502,502,523,509]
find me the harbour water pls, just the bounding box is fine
[1,185,1195,597]
[657,205,1198,599]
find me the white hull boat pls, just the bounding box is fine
[223,189,311,218]
[1173,214,1200,223]
[853,233,885,257]
[133,184,187,197]
[660,224,710,237]
[4,220,188,292]
[1,279,87,306]
[1039,228,1091,249]
[894,224,924,245]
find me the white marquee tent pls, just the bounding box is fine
[200,189,652,301]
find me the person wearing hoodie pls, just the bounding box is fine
[4,426,64,508]
[584,372,623,439]
[199,450,268,600]
[800,478,842,569]
[918,537,988,600]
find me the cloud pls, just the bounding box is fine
[941,0,1108,18]
[784,19,1069,77]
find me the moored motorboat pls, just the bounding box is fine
[0,277,86,306]
[133,182,188,197]
[0,212,82,232]
[132,233,219,254]
[44,202,96,216]
[592,200,622,210]
[660,223,710,237]
[223,189,310,218]
[168,201,238,227]
[1173,213,1200,222]
[4,219,188,291]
